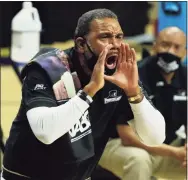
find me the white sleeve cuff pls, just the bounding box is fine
[73,95,90,112]
[128,96,166,146]
[129,96,150,113]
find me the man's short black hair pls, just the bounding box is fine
[74,8,118,39]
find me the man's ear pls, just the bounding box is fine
[75,37,85,53]
[152,41,157,55]
[182,48,187,60]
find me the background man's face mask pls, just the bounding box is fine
[156,52,181,74]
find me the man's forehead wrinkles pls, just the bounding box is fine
[93,19,122,29]
[159,36,185,45]
[157,31,186,46]
[99,31,123,34]
[96,25,123,34]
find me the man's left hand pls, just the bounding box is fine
[182,144,187,168]
[104,43,140,97]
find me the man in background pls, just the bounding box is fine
[99,26,187,180]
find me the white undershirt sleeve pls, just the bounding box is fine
[128,96,166,146]
[26,95,90,145]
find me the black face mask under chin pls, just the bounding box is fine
[156,52,181,74]
[84,41,115,76]
[83,41,98,71]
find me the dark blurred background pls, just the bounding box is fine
[0,1,151,47]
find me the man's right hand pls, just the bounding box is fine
[173,145,187,168]
[83,44,113,97]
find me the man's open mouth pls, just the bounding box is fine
[105,55,118,69]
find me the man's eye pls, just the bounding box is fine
[100,35,108,38]
[161,42,169,47]
[116,35,123,39]
[175,45,180,50]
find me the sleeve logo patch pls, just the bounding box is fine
[34,84,47,90]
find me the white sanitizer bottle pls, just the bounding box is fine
[11,1,42,70]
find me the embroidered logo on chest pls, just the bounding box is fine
[104,90,122,104]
